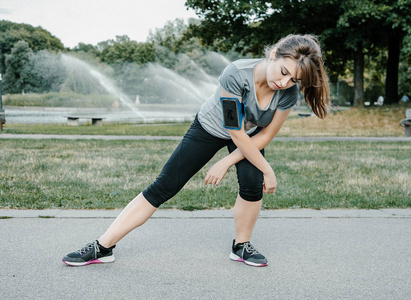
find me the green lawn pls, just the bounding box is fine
[2,122,192,136]
[1,139,409,210]
[2,105,410,137]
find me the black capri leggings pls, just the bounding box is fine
[143,115,264,208]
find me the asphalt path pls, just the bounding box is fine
[1,209,410,300]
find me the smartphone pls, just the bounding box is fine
[220,97,244,130]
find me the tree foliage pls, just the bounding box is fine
[0,20,64,73]
[148,19,228,78]
[24,50,66,93]
[3,41,34,93]
[0,19,229,102]
[3,41,66,94]
[336,0,411,104]
[99,35,156,66]
[185,0,411,105]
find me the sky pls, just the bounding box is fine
[0,0,199,48]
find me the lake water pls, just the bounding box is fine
[3,106,199,124]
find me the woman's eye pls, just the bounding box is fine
[291,78,297,83]
[281,69,286,76]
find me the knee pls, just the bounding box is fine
[238,173,263,202]
[239,187,263,202]
[143,176,179,208]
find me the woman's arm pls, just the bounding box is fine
[204,89,291,193]
[204,108,291,188]
[224,108,291,164]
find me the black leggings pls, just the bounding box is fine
[143,116,264,208]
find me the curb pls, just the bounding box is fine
[1,208,410,219]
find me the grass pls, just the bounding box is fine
[283,105,411,137]
[2,122,192,136]
[1,103,410,210]
[3,92,118,108]
[2,105,410,137]
[1,139,409,210]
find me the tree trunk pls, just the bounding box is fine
[385,28,403,105]
[353,47,364,107]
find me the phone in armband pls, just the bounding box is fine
[220,97,245,130]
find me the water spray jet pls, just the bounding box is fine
[61,54,146,120]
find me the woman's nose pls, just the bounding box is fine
[281,77,290,87]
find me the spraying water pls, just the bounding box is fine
[146,63,218,104]
[6,50,232,124]
[61,54,145,120]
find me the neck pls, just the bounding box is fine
[254,60,275,108]
[254,60,270,91]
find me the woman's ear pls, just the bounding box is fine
[269,48,277,60]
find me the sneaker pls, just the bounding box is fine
[229,240,268,267]
[62,240,115,266]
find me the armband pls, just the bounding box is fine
[220,97,245,130]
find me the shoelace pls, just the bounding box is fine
[243,242,260,256]
[77,241,100,258]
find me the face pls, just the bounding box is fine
[266,52,301,91]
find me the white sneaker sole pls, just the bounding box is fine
[229,252,268,267]
[63,255,115,267]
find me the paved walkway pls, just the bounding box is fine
[1,208,410,299]
[0,133,410,142]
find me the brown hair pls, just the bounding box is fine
[266,34,330,119]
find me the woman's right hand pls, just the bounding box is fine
[263,170,277,194]
[204,159,231,186]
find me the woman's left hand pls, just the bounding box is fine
[204,159,231,186]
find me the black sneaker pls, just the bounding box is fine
[229,240,268,267]
[62,240,115,266]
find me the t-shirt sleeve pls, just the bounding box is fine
[277,85,300,111]
[218,63,243,97]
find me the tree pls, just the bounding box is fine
[399,34,411,96]
[185,0,356,99]
[382,0,411,104]
[0,21,64,74]
[3,41,67,94]
[185,0,411,106]
[184,1,346,77]
[148,18,229,78]
[147,19,188,69]
[24,50,67,93]
[334,0,386,107]
[99,35,155,66]
[335,0,411,105]
[98,35,156,85]
[72,42,100,56]
[3,41,34,94]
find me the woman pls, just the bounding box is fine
[62,34,329,267]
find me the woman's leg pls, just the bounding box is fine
[227,136,264,244]
[62,193,156,266]
[233,195,262,243]
[100,116,228,248]
[98,193,156,248]
[229,145,267,266]
[63,117,227,266]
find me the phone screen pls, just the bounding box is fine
[221,98,241,129]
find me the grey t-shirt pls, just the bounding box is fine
[198,58,299,139]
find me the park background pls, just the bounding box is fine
[0,0,410,211]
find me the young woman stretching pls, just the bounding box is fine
[63,34,330,267]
